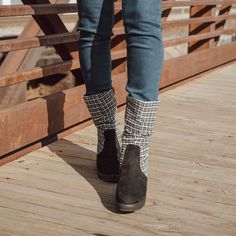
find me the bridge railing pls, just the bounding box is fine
[0,0,236,164]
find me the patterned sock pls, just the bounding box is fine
[121,95,160,176]
[83,89,122,155]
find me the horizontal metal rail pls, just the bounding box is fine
[165,28,236,47]
[0,4,78,17]
[1,15,236,54]
[162,0,236,8]
[1,0,236,17]
[0,32,81,53]
[0,49,126,87]
[162,14,236,27]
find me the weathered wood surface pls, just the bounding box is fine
[0,62,235,236]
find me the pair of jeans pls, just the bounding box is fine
[77,0,164,101]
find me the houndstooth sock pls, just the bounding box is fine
[83,89,122,155]
[121,95,160,176]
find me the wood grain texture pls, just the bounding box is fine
[0,62,235,236]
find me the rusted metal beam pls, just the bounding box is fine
[165,28,236,47]
[162,0,236,9]
[0,32,80,53]
[1,41,236,159]
[161,13,236,27]
[1,25,236,87]
[0,72,127,158]
[0,21,128,53]
[188,5,214,53]
[67,14,236,33]
[0,0,64,109]
[214,4,233,46]
[111,1,126,76]
[0,4,77,17]
[0,22,37,109]
[0,59,80,87]
[162,41,236,88]
[1,0,236,16]
[21,0,80,78]
[2,14,236,54]
[0,49,126,87]
[0,0,70,76]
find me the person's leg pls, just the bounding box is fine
[77,0,114,95]
[122,0,164,101]
[116,0,164,211]
[77,0,121,182]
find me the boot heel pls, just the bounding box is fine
[117,197,146,212]
[97,171,120,182]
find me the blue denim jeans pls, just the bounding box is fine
[77,0,164,101]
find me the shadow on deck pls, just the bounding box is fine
[0,63,236,236]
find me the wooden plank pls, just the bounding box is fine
[1,0,236,161]
[0,62,235,235]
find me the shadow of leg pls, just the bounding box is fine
[47,138,128,213]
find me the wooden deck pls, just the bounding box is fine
[0,62,236,236]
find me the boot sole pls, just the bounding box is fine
[116,198,146,212]
[97,172,119,183]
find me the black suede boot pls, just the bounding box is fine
[116,95,159,211]
[83,89,122,182]
[116,144,147,212]
[97,129,121,182]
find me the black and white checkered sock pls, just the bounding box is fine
[83,89,122,155]
[121,95,160,176]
